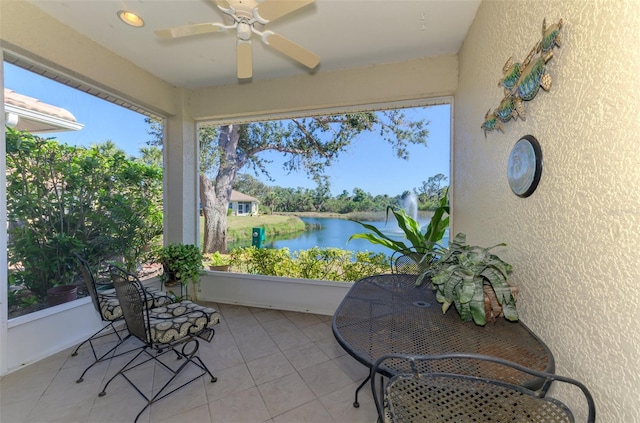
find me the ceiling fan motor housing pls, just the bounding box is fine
[237,21,252,40]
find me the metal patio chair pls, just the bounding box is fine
[371,353,595,423]
[71,254,173,383]
[99,265,220,422]
[390,249,435,275]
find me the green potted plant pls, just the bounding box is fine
[154,243,204,297]
[348,188,449,268]
[421,232,518,326]
[205,251,231,272]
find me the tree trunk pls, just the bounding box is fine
[200,124,242,253]
[200,174,225,252]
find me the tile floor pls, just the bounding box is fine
[0,303,379,423]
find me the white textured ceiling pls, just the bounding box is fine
[27,0,481,88]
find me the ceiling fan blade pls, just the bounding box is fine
[237,40,253,79]
[264,32,319,69]
[255,0,314,23]
[211,0,231,9]
[155,23,224,39]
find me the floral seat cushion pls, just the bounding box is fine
[148,301,220,344]
[98,286,171,321]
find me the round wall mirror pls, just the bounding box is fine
[507,135,543,198]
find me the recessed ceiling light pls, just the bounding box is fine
[117,10,144,27]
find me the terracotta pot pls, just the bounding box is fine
[47,285,78,306]
[483,284,519,323]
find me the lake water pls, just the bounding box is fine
[232,217,449,257]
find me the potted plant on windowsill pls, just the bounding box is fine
[205,251,231,272]
[419,232,518,326]
[154,243,204,299]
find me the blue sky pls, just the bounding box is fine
[5,62,450,197]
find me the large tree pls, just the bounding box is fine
[199,110,430,253]
[146,112,430,253]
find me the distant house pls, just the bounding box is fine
[229,190,259,216]
[4,88,84,133]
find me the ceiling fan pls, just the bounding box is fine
[155,0,320,80]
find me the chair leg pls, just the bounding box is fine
[99,348,150,396]
[99,338,217,423]
[76,333,140,383]
[71,321,123,358]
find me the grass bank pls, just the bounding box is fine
[199,215,306,243]
[199,210,436,245]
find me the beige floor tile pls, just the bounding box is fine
[314,337,347,359]
[260,317,298,336]
[257,373,316,417]
[333,354,369,382]
[204,363,256,402]
[42,373,104,405]
[286,313,324,329]
[149,377,209,421]
[252,309,286,324]
[218,304,253,319]
[199,333,245,372]
[0,369,56,405]
[301,321,334,342]
[209,387,270,423]
[270,328,312,351]
[0,397,38,423]
[318,314,333,322]
[2,308,365,423]
[154,402,212,423]
[281,342,331,371]
[318,382,378,423]
[24,391,95,423]
[99,363,155,398]
[224,312,261,331]
[88,390,151,423]
[236,335,280,362]
[16,348,70,375]
[232,323,270,344]
[272,399,335,423]
[151,353,211,391]
[298,360,354,397]
[247,352,296,385]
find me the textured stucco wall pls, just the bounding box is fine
[455,0,640,421]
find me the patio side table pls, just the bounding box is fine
[332,273,555,408]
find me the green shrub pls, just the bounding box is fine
[229,246,389,282]
[6,128,163,299]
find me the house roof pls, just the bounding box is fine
[230,190,259,203]
[4,88,84,133]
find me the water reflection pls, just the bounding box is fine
[228,217,449,256]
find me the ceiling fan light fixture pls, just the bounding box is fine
[117,10,145,28]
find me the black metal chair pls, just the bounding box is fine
[371,353,595,423]
[71,254,173,383]
[99,265,220,422]
[390,249,434,275]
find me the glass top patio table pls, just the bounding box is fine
[332,273,555,406]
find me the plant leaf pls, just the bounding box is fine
[347,227,409,252]
[387,206,424,249]
[501,299,519,321]
[470,283,487,325]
